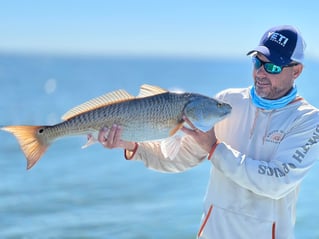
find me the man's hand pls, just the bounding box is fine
[98,125,136,151]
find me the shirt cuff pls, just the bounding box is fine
[207,140,220,160]
[124,142,139,160]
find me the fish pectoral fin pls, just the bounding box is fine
[169,122,184,136]
[62,89,135,120]
[137,84,167,98]
[160,135,182,160]
[81,133,97,149]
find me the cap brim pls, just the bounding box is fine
[247,46,271,58]
[247,50,257,56]
[246,46,290,66]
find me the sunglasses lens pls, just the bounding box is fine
[264,63,282,74]
[252,57,282,74]
[252,57,261,69]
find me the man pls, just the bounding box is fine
[98,25,319,239]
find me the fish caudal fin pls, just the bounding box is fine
[1,125,50,170]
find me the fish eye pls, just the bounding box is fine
[38,128,44,134]
[217,103,222,108]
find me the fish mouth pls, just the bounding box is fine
[220,111,231,120]
[213,110,231,123]
[220,105,232,118]
[223,104,232,114]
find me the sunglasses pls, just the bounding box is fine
[252,56,299,74]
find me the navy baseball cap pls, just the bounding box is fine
[247,25,306,66]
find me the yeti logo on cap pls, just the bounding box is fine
[268,32,289,47]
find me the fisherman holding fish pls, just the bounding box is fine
[2,25,319,239]
[97,26,319,238]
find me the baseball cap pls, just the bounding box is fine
[247,25,306,66]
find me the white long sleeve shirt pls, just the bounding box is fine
[129,87,319,239]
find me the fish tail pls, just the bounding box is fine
[1,125,50,170]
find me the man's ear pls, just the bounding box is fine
[292,64,303,79]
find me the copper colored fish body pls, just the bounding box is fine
[2,85,232,169]
[48,91,190,141]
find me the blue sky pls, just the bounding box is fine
[1,0,319,59]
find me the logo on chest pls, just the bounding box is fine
[265,130,285,144]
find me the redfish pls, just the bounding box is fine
[1,84,231,169]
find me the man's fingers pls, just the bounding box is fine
[182,115,196,130]
[113,125,122,142]
[98,125,123,148]
[107,125,118,145]
[98,127,109,143]
[181,126,197,136]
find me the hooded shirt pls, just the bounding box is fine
[129,87,319,239]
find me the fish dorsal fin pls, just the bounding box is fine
[137,84,167,98]
[61,89,134,120]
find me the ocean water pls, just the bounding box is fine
[0,53,319,239]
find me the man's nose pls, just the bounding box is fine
[255,65,268,76]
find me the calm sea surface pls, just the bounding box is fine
[0,53,319,238]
